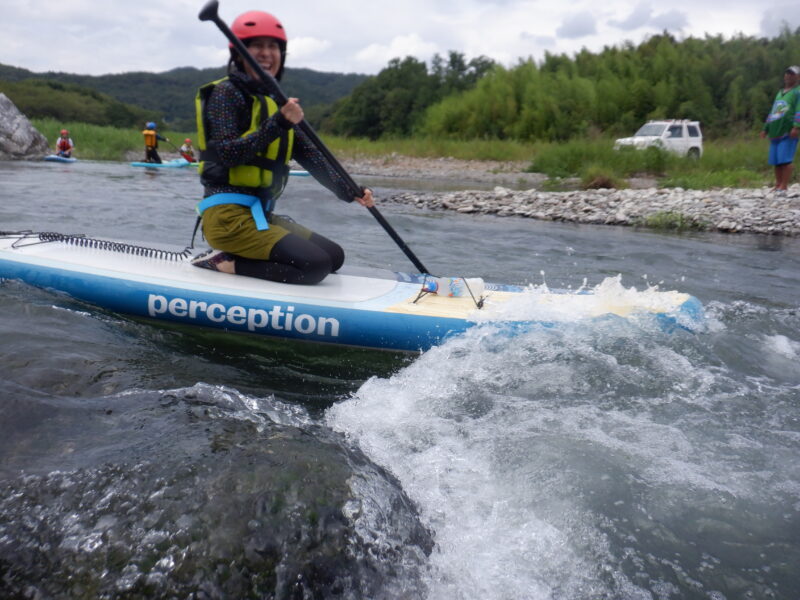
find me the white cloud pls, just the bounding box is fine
[609,2,653,31]
[354,34,440,72]
[760,9,800,37]
[556,13,598,39]
[287,37,333,68]
[0,0,793,76]
[607,2,687,33]
[651,10,688,31]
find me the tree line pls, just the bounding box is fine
[0,63,367,131]
[0,79,159,129]
[3,27,799,141]
[320,51,496,138]
[319,28,800,141]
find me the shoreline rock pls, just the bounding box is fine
[340,156,800,236]
[0,93,49,160]
[380,186,800,236]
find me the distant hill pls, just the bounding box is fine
[0,78,160,129]
[0,63,368,130]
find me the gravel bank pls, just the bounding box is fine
[341,156,800,236]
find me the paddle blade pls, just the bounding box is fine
[198,0,219,22]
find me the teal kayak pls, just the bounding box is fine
[130,158,195,168]
[44,155,77,163]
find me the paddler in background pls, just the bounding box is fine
[55,129,74,158]
[180,138,197,162]
[190,9,373,285]
[142,121,168,164]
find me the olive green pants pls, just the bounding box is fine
[201,204,312,260]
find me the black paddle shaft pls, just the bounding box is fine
[198,0,430,275]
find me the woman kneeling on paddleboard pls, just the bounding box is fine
[192,9,373,284]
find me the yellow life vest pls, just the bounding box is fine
[142,129,157,147]
[195,77,294,192]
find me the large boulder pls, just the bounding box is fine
[0,93,49,160]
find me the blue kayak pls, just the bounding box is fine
[44,155,76,163]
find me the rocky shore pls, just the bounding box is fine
[341,155,800,236]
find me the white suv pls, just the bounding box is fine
[614,120,703,158]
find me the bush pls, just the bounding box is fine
[581,166,628,189]
[639,211,708,231]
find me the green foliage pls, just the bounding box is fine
[527,139,628,178]
[580,166,629,189]
[322,135,534,162]
[659,169,766,189]
[326,52,496,139]
[0,63,367,131]
[8,27,800,145]
[640,211,708,231]
[32,118,195,161]
[417,29,800,141]
[525,137,771,189]
[0,79,157,128]
[328,57,432,138]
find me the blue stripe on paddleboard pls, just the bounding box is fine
[0,257,468,352]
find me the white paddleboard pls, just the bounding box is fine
[0,231,705,351]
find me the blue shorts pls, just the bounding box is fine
[768,135,799,166]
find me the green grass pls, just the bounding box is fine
[659,168,764,189]
[526,137,775,189]
[33,118,195,161]
[322,135,535,162]
[28,120,780,190]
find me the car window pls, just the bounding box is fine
[635,124,667,136]
[668,126,683,138]
[687,125,700,137]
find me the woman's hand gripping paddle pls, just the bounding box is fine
[198,0,430,275]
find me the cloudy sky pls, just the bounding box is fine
[2,0,798,76]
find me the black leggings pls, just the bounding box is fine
[145,147,162,164]
[234,232,344,285]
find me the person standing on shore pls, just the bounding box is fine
[142,122,168,164]
[55,129,74,158]
[190,9,373,285]
[761,65,800,195]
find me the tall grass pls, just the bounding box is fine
[29,119,777,189]
[33,118,195,161]
[323,135,535,162]
[526,137,772,187]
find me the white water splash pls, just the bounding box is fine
[326,324,686,599]
[764,334,800,359]
[476,275,701,332]
[324,302,799,599]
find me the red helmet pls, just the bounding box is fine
[184,138,192,144]
[60,129,68,135]
[230,11,287,46]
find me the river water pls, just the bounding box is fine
[1,159,799,599]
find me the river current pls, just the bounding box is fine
[0,159,799,599]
